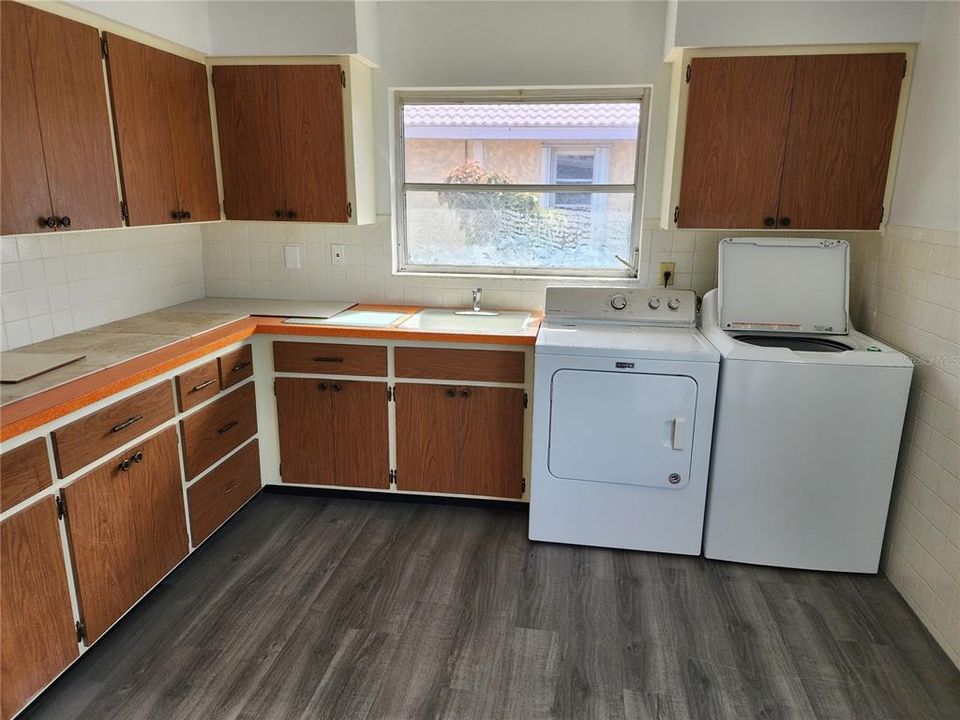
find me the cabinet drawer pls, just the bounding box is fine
[180,382,257,480]
[395,348,525,384]
[218,345,253,389]
[273,342,387,376]
[187,440,261,545]
[175,360,220,412]
[0,438,52,511]
[51,382,175,478]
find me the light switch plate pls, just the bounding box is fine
[284,245,301,270]
[331,244,345,266]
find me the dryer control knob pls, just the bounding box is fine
[610,294,628,310]
[647,297,661,309]
[668,297,681,310]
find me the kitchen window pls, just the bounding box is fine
[394,89,649,277]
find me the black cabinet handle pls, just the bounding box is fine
[217,420,239,435]
[191,378,216,392]
[231,361,251,372]
[111,415,143,433]
[331,382,343,392]
[59,216,70,228]
[778,217,791,227]
[459,389,471,398]
[318,382,328,391]
[274,209,283,219]
[42,216,58,228]
[763,217,775,227]
[286,210,296,220]
[313,357,343,363]
[446,388,457,398]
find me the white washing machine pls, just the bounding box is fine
[529,287,719,554]
[701,237,914,573]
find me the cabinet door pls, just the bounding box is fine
[103,33,179,226]
[61,449,143,644]
[276,65,348,222]
[677,56,796,228]
[213,65,284,220]
[777,54,905,230]
[129,428,187,590]
[25,5,120,230]
[457,387,524,498]
[0,0,54,235]
[395,384,459,494]
[275,378,336,485]
[1,498,78,720]
[165,52,220,222]
[331,381,389,489]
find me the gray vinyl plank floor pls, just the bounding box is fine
[22,492,960,720]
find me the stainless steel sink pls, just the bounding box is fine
[398,308,532,333]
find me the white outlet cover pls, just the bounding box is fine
[284,245,301,270]
[331,243,345,266]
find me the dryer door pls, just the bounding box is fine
[548,369,698,488]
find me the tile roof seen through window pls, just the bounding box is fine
[403,103,641,128]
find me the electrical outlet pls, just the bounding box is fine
[284,245,301,270]
[659,262,676,287]
[331,244,345,266]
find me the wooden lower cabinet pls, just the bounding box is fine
[1,497,78,720]
[61,427,187,644]
[187,441,261,545]
[275,378,388,488]
[396,384,524,498]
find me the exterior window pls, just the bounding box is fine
[395,91,648,277]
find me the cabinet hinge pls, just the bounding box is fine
[340,69,346,88]
[279,463,282,478]
[903,59,907,78]
[389,469,397,486]
[120,201,129,223]
[880,205,885,226]
[521,478,526,495]
[387,386,393,402]
[346,201,352,219]
[273,379,276,396]
[523,392,528,409]
[673,206,680,224]
[100,36,108,60]
[55,495,66,520]
[75,621,85,643]
[685,64,691,83]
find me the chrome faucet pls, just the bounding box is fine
[472,287,483,313]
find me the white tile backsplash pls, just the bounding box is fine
[0,225,205,350]
[857,224,960,668]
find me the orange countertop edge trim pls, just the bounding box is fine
[0,307,541,442]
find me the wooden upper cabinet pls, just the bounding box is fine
[677,52,905,230]
[0,0,54,235]
[213,64,349,222]
[1,498,78,720]
[678,56,795,229]
[276,65,349,222]
[23,3,120,231]
[104,34,219,225]
[777,54,905,230]
[1,1,118,234]
[212,65,284,221]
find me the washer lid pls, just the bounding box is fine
[718,237,849,335]
[536,323,719,362]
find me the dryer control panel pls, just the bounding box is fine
[544,287,697,327]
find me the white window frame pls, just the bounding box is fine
[392,87,651,278]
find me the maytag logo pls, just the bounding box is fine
[616,361,635,369]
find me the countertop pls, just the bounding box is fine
[0,298,540,441]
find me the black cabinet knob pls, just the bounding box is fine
[286,210,296,220]
[172,210,182,220]
[763,217,775,227]
[118,458,132,472]
[59,216,71,228]
[331,382,343,392]
[132,451,143,464]
[459,389,471,398]
[778,217,791,227]
[183,210,191,220]
[446,388,457,398]
[274,209,283,219]
[318,382,328,391]
[43,216,58,228]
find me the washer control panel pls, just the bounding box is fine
[545,287,698,326]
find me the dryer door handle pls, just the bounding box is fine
[671,417,687,450]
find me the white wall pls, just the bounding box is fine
[373,0,670,217]
[890,1,960,232]
[666,0,924,56]
[66,0,212,52]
